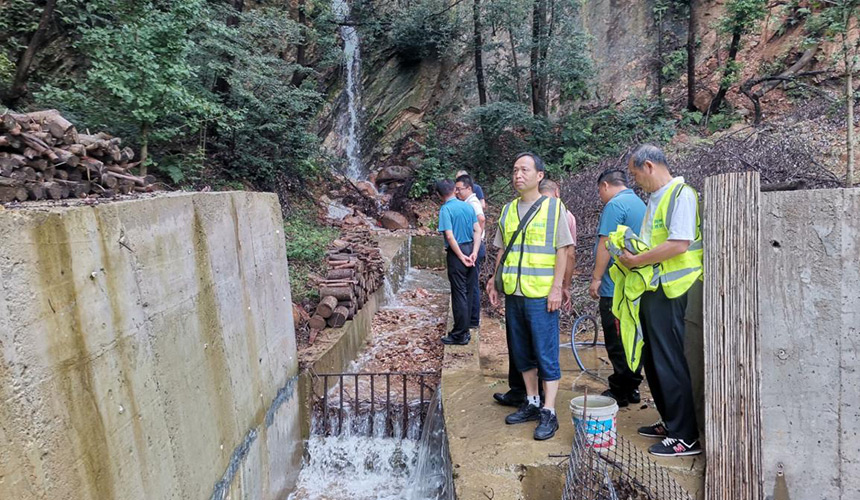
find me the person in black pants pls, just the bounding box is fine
[436,179,481,345]
[589,168,647,406]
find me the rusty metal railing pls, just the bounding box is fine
[311,371,440,439]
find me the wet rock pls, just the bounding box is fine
[380,210,409,230]
[375,165,412,185]
[694,91,714,113]
[355,180,378,198]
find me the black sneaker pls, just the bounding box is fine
[638,421,669,439]
[601,389,629,408]
[534,409,559,440]
[628,389,641,404]
[441,333,470,345]
[493,391,525,407]
[648,437,702,457]
[505,402,541,424]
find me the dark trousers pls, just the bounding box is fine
[446,242,475,339]
[640,285,699,441]
[599,297,643,396]
[469,243,485,327]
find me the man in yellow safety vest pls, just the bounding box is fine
[487,152,574,441]
[617,144,703,457]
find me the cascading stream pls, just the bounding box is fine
[332,0,363,179]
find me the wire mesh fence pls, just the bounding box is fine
[562,417,693,500]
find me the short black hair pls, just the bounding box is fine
[435,179,455,197]
[628,144,667,169]
[597,168,628,187]
[514,151,545,172]
[455,174,473,190]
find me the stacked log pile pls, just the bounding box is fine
[0,109,157,202]
[309,229,385,332]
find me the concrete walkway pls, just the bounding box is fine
[441,314,705,500]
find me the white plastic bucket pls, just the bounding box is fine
[570,395,618,449]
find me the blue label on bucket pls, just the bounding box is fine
[574,417,613,434]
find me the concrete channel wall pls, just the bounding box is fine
[0,192,302,500]
[759,188,860,500]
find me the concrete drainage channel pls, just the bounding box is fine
[292,234,454,500]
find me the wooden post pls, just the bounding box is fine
[703,172,763,500]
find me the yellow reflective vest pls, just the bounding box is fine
[498,197,563,298]
[607,226,656,372]
[649,179,703,298]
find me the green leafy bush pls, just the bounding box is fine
[389,0,460,62]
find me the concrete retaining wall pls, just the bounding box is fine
[759,188,860,500]
[0,192,302,500]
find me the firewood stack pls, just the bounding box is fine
[0,109,158,203]
[309,229,385,332]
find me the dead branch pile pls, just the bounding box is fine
[308,228,385,333]
[0,109,158,202]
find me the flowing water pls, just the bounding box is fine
[332,0,363,179]
[289,266,453,500]
[288,391,453,500]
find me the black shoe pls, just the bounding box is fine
[505,402,541,424]
[638,421,669,439]
[628,389,641,404]
[648,438,702,457]
[534,409,559,440]
[601,389,629,408]
[441,334,470,345]
[493,391,525,407]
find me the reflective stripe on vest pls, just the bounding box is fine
[499,197,562,297]
[650,180,704,299]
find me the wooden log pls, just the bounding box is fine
[118,179,134,195]
[703,172,762,500]
[19,133,58,161]
[326,306,349,328]
[52,148,80,167]
[0,186,27,202]
[25,182,45,200]
[100,173,118,189]
[53,168,69,181]
[0,114,21,135]
[319,286,354,301]
[8,110,76,143]
[315,295,339,319]
[0,177,23,187]
[326,268,356,280]
[309,315,327,330]
[43,181,63,200]
[67,144,86,156]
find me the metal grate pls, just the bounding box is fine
[310,371,440,439]
[563,418,694,500]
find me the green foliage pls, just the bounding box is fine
[706,112,741,133]
[284,204,340,303]
[389,0,460,62]
[720,0,768,35]
[661,48,688,81]
[0,52,14,85]
[198,3,333,189]
[551,100,676,174]
[408,124,454,198]
[36,0,222,172]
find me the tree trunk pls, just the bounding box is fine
[530,0,548,117]
[845,24,855,187]
[687,0,697,111]
[707,29,741,116]
[4,0,58,105]
[473,0,488,105]
[507,20,523,102]
[291,0,309,87]
[139,123,149,176]
[656,5,664,100]
[213,0,245,96]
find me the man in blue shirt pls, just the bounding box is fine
[588,168,647,407]
[437,179,481,345]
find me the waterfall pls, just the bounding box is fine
[333,0,363,179]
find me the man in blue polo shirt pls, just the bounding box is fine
[437,179,481,345]
[588,168,647,407]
